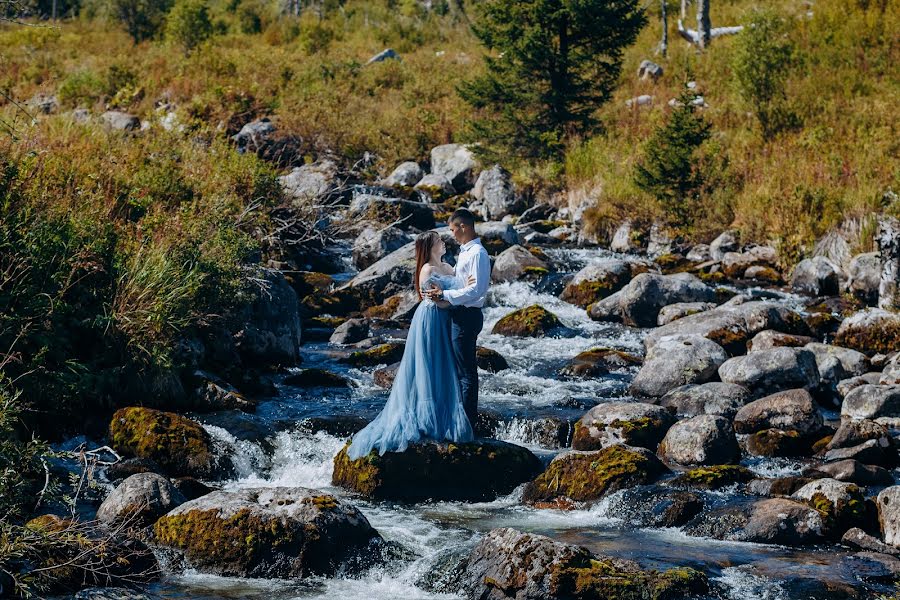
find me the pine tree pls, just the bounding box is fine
[633,91,711,229]
[459,0,646,162]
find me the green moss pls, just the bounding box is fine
[561,280,618,308]
[307,315,347,329]
[528,246,549,261]
[531,219,567,233]
[706,326,750,355]
[523,266,550,277]
[343,342,405,367]
[363,295,402,319]
[561,347,642,378]
[834,321,900,355]
[300,288,361,318]
[745,428,805,457]
[672,464,754,490]
[655,253,692,274]
[699,270,726,283]
[551,557,709,599]
[109,407,214,477]
[492,305,562,337]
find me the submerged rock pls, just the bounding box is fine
[610,485,705,527]
[571,402,675,451]
[154,487,381,578]
[282,368,351,388]
[683,498,827,545]
[332,440,542,502]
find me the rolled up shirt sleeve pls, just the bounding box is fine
[444,247,490,306]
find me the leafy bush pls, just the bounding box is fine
[110,0,174,43]
[165,0,214,53]
[57,70,104,108]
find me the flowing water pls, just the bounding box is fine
[140,246,897,599]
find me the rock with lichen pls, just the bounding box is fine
[669,464,754,490]
[154,487,382,578]
[659,382,751,418]
[559,259,636,308]
[718,349,820,397]
[491,245,549,283]
[835,308,900,355]
[342,342,406,367]
[492,305,573,338]
[657,415,740,466]
[571,402,675,451]
[559,347,641,378]
[97,473,185,528]
[630,335,728,398]
[733,388,824,436]
[588,272,716,327]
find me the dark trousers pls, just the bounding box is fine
[450,306,483,430]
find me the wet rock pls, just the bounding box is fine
[747,330,816,351]
[382,161,424,187]
[471,164,523,221]
[349,195,435,231]
[282,368,350,388]
[805,460,894,486]
[154,487,382,578]
[733,388,823,436]
[559,259,633,308]
[744,428,808,457]
[476,346,509,372]
[721,246,778,278]
[97,473,185,528]
[658,415,740,466]
[792,478,867,532]
[495,416,574,449]
[747,476,816,497]
[684,498,826,545]
[414,173,456,201]
[430,143,478,192]
[333,440,541,502]
[103,457,162,482]
[522,445,668,505]
[611,486,704,527]
[835,308,900,355]
[571,402,675,451]
[491,245,548,283]
[373,362,400,388]
[837,372,884,398]
[827,418,891,451]
[235,268,302,367]
[670,464,754,491]
[589,272,716,327]
[630,335,727,398]
[656,301,716,326]
[172,477,213,501]
[791,256,844,296]
[659,382,752,418]
[559,347,641,378]
[718,348,820,397]
[878,486,900,548]
[824,438,896,467]
[842,528,900,555]
[279,160,340,204]
[329,318,369,345]
[841,384,900,420]
[460,527,707,600]
[109,407,217,479]
[101,110,141,131]
[492,305,573,338]
[352,225,413,270]
[847,252,882,306]
[342,342,405,367]
[193,374,257,412]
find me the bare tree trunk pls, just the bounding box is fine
[878,216,900,311]
[681,0,689,20]
[52,0,57,20]
[696,0,711,49]
[659,0,668,57]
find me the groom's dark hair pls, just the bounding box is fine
[449,208,475,228]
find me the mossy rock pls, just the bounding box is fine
[342,342,405,367]
[553,560,709,600]
[706,325,753,356]
[698,270,726,284]
[300,288,360,318]
[332,440,542,502]
[560,279,620,308]
[528,246,550,261]
[476,346,509,372]
[362,295,402,319]
[282,368,350,388]
[531,219,568,234]
[492,305,566,337]
[655,253,693,274]
[746,266,782,283]
[559,347,642,378]
[522,445,668,506]
[153,487,382,578]
[834,310,900,355]
[285,271,333,299]
[744,428,808,457]
[669,465,754,490]
[109,407,215,478]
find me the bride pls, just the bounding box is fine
[346,231,475,459]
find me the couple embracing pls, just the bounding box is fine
[346,209,491,460]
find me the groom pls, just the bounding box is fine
[424,209,490,429]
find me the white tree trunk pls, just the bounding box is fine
[878,217,900,311]
[696,0,711,49]
[659,0,668,57]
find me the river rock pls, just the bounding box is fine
[382,161,424,187]
[747,330,816,351]
[349,195,435,231]
[806,459,894,486]
[847,252,882,306]
[791,256,844,296]
[571,402,675,451]
[881,353,900,384]
[710,230,740,260]
[352,225,413,270]
[101,110,141,131]
[472,221,520,254]
[841,384,900,420]
[522,445,668,506]
[329,318,369,345]
[828,418,891,451]
[491,245,548,283]
[476,346,509,372]
[805,342,870,400]
[558,347,641,378]
[372,362,400,388]
[279,159,340,204]
[684,498,827,545]
[610,220,641,253]
[842,528,900,556]
[733,389,823,436]
[430,143,477,192]
[559,259,633,307]
[659,382,752,418]
[721,246,778,278]
[154,487,381,578]
[718,348,819,397]
[414,173,455,201]
[744,428,808,457]
[669,464,755,490]
[877,487,900,548]
[459,527,707,600]
[824,438,897,466]
[686,244,711,262]
[630,335,727,398]
[838,372,884,398]
[657,415,740,466]
[792,478,867,529]
[332,440,542,502]
[610,486,704,527]
[656,302,716,326]
[492,305,572,338]
[193,375,257,412]
[589,272,716,327]
[471,164,523,221]
[109,407,217,479]
[234,268,302,367]
[834,308,900,355]
[343,342,405,367]
[97,473,185,528]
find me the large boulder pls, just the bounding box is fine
[588,272,716,327]
[835,308,900,355]
[471,164,524,221]
[460,528,707,600]
[154,487,381,578]
[571,402,675,451]
[683,498,827,545]
[109,407,217,479]
[430,143,478,192]
[413,173,456,201]
[349,195,435,230]
[804,342,870,399]
[558,347,641,378]
[352,225,413,270]
[841,384,900,420]
[656,302,716,326]
[657,415,740,466]
[491,245,548,283]
[332,440,542,502]
[791,256,844,296]
[279,160,340,204]
[492,305,572,338]
[877,486,900,548]
[733,389,824,436]
[659,382,752,418]
[630,335,727,398]
[847,252,882,306]
[522,445,668,506]
[382,161,424,187]
[559,259,635,308]
[235,268,302,367]
[97,473,185,528]
[718,347,819,397]
[791,478,867,531]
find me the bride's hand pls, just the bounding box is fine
[466,275,477,286]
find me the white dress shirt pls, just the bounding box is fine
[444,238,490,308]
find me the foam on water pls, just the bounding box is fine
[203,424,268,480]
[742,456,808,478]
[713,566,788,600]
[227,429,345,490]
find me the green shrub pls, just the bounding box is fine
[57,70,105,108]
[111,0,174,43]
[165,0,214,53]
[237,1,263,34]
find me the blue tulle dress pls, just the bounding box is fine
[346,274,475,459]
